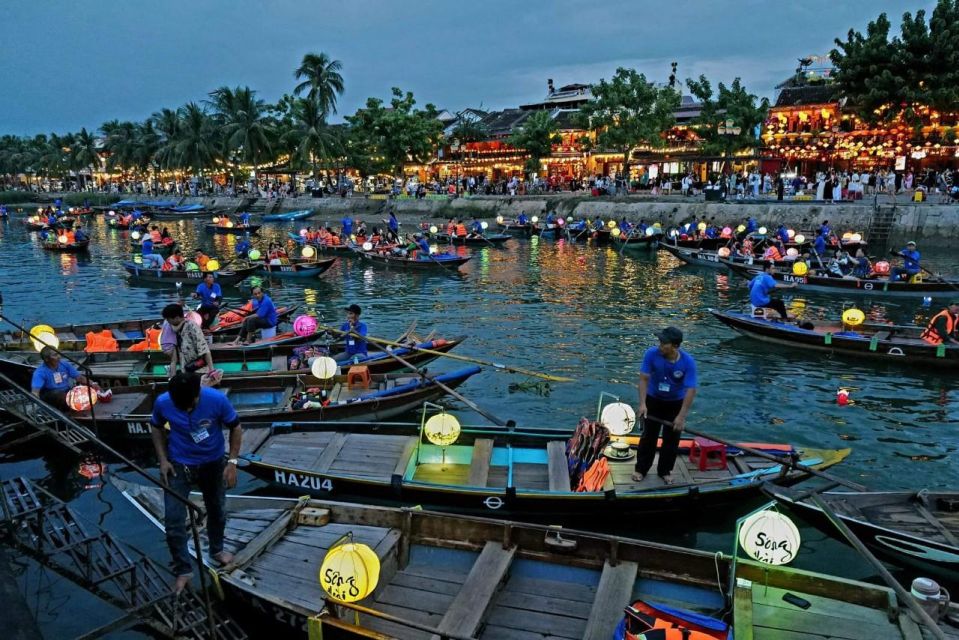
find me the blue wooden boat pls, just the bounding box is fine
[204,223,262,235]
[287,231,356,254]
[123,263,257,286]
[263,209,314,222]
[251,257,337,278]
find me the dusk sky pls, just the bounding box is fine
[1,0,934,136]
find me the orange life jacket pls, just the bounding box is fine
[219,302,254,326]
[576,457,610,492]
[330,235,341,245]
[127,327,162,351]
[84,330,119,353]
[66,231,76,243]
[763,246,782,261]
[446,223,456,235]
[455,224,467,237]
[622,599,727,640]
[921,309,956,345]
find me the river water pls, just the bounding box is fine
[1,213,956,637]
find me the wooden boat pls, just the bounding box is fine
[116,479,931,640]
[107,216,150,230]
[612,233,662,251]
[709,308,959,368]
[429,232,511,246]
[660,243,794,269]
[356,249,471,271]
[0,304,298,351]
[287,232,356,254]
[239,419,848,518]
[263,209,314,222]
[204,223,261,235]
[497,220,540,236]
[150,207,223,220]
[41,238,90,253]
[767,485,959,582]
[67,366,481,440]
[250,257,337,278]
[724,261,959,298]
[130,239,176,256]
[25,217,75,231]
[0,335,466,388]
[123,263,258,286]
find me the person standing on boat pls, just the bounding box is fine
[151,371,241,592]
[387,210,399,241]
[341,215,354,239]
[192,273,222,329]
[340,304,368,363]
[31,346,99,410]
[632,327,698,485]
[921,302,959,346]
[750,261,797,319]
[239,211,251,227]
[162,304,215,373]
[234,286,277,344]
[890,241,921,282]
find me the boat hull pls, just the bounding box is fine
[724,261,959,297]
[123,264,257,286]
[204,224,261,235]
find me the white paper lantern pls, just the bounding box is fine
[424,413,461,446]
[362,242,373,251]
[480,221,488,230]
[794,234,806,244]
[600,402,636,436]
[311,356,338,379]
[738,509,801,565]
[531,216,539,223]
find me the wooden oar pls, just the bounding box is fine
[315,323,573,383]
[643,417,866,491]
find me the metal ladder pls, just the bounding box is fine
[0,381,90,453]
[0,476,247,640]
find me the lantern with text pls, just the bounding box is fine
[293,315,317,337]
[67,385,99,412]
[319,535,380,603]
[600,402,636,436]
[738,509,800,565]
[793,262,808,276]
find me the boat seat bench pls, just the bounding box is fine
[467,439,493,487]
[433,540,515,639]
[547,440,571,492]
[583,559,639,640]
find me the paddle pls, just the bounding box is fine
[315,322,573,383]
[641,417,866,491]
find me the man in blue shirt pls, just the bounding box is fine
[192,272,222,329]
[387,211,399,239]
[31,346,98,410]
[632,327,698,485]
[891,241,921,282]
[239,212,251,226]
[151,372,242,591]
[813,231,827,260]
[141,235,165,269]
[234,286,277,343]
[413,233,431,257]
[750,261,797,319]
[745,217,758,234]
[339,304,368,362]
[776,224,790,245]
[517,213,529,226]
[342,215,354,238]
[819,220,832,242]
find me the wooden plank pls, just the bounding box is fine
[913,502,959,546]
[433,541,515,639]
[392,436,419,478]
[547,441,572,491]
[314,432,349,472]
[485,606,586,638]
[467,438,493,487]
[582,560,637,640]
[271,354,287,371]
[733,579,754,640]
[224,507,297,572]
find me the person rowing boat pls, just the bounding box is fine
[192,272,222,329]
[890,241,921,282]
[750,261,797,319]
[921,302,959,346]
[338,304,368,364]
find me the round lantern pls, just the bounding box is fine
[185,311,202,327]
[362,242,373,251]
[792,262,808,276]
[611,227,621,237]
[738,509,801,565]
[299,228,308,237]
[206,259,221,271]
[58,234,69,244]
[758,227,768,235]
[645,227,655,236]
[600,402,636,436]
[794,234,806,244]
[424,412,461,446]
[874,260,890,275]
[607,220,616,229]
[29,325,57,352]
[131,231,141,240]
[717,247,731,258]
[248,249,261,260]
[496,215,504,224]
[319,538,380,603]
[302,245,316,258]
[429,225,438,234]
[480,221,489,230]
[697,222,707,231]
[185,262,199,271]
[850,233,862,243]
[429,244,438,254]
[212,216,221,224]
[722,226,732,237]
[556,218,565,227]
[842,232,853,241]
[293,315,317,337]
[108,210,116,216]
[226,220,234,228]
[66,385,99,412]
[842,308,865,327]
[787,229,796,239]
[531,216,539,223]
[311,356,338,379]
[786,248,799,258]
[68,207,75,213]
[737,225,746,233]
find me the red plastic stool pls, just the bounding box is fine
[346,365,371,389]
[688,437,727,471]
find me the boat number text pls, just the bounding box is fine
[484,496,504,510]
[782,274,807,284]
[274,470,333,491]
[127,422,151,435]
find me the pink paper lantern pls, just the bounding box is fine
[185,311,203,327]
[293,314,318,337]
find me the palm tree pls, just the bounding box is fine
[150,107,181,177]
[209,86,273,185]
[292,97,341,182]
[174,102,219,180]
[70,127,100,190]
[293,52,344,116]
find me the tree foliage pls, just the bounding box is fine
[508,110,559,175]
[685,76,767,161]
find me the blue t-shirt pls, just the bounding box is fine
[777,227,789,244]
[641,347,697,402]
[518,214,528,225]
[240,213,251,225]
[142,238,155,255]
[746,218,758,233]
[151,387,239,465]
[31,361,80,392]
[901,249,920,272]
[388,214,399,232]
[813,235,826,256]
[342,217,353,235]
[820,224,831,238]
[749,272,778,306]
[254,294,278,326]
[196,282,222,306]
[416,237,431,255]
[340,321,368,356]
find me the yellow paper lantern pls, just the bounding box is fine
[738,509,801,565]
[792,262,808,276]
[429,225,438,234]
[607,220,617,229]
[66,385,99,412]
[319,539,380,602]
[302,245,316,258]
[842,308,865,327]
[736,225,746,233]
[496,215,504,224]
[58,234,69,244]
[29,325,57,352]
[212,216,220,224]
[311,356,338,379]
[206,259,221,271]
[531,216,539,223]
[226,220,234,228]
[697,222,707,231]
[610,227,621,237]
[842,232,853,241]
[424,412,461,446]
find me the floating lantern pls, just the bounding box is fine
[850,233,862,243]
[311,356,338,379]
[319,537,380,603]
[793,262,808,276]
[185,311,203,326]
[496,215,504,224]
[424,412,461,447]
[786,248,799,258]
[758,227,768,235]
[794,234,806,244]
[531,216,539,223]
[206,259,221,271]
[600,402,636,436]
[429,225,438,234]
[131,231,141,240]
[480,221,489,230]
[873,260,890,275]
[302,246,316,258]
[362,242,373,251]
[842,308,865,327]
[837,388,850,406]
[718,247,731,258]
[787,229,796,239]
[611,228,621,237]
[738,509,800,565]
[293,315,317,337]
[66,385,98,412]
[248,249,261,260]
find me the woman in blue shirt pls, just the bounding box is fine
[632,327,698,485]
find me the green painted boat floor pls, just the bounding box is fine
[148,360,272,375]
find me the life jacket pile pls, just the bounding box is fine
[127,328,162,351]
[84,330,119,353]
[565,418,610,489]
[218,302,254,327]
[614,599,729,640]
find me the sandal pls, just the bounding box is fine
[659,474,674,485]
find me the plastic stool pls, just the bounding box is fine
[688,437,727,471]
[347,365,371,389]
[260,326,277,339]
